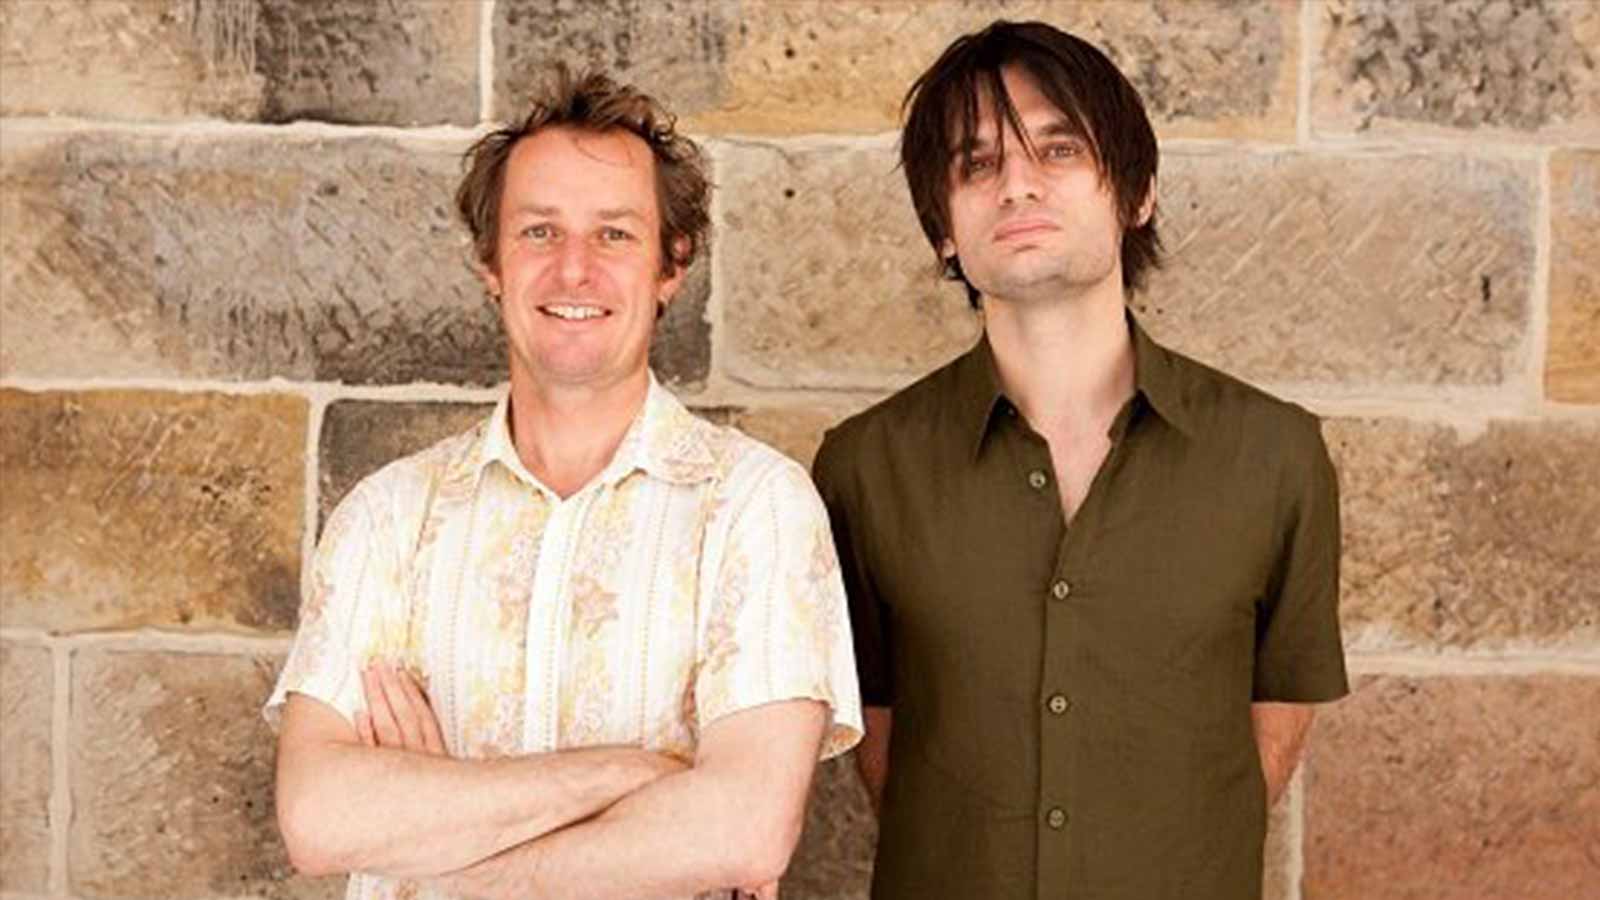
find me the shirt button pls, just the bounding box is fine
[1027,470,1049,490]
[1047,694,1070,715]
[1046,807,1067,829]
[1050,579,1071,600]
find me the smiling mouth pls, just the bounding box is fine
[539,304,609,321]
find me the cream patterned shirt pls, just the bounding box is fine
[265,376,863,900]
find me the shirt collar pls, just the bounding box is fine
[477,372,720,491]
[962,310,1195,459]
[1127,312,1197,438]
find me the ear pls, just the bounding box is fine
[656,235,692,309]
[1134,174,1156,227]
[940,236,957,260]
[472,256,502,300]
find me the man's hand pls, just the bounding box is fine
[357,662,446,755]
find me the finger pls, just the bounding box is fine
[376,663,425,750]
[362,665,403,747]
[397,669,446,755]
[356,710,377,746]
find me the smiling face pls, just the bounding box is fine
[481,125,683,394]
[941,66,1149,308]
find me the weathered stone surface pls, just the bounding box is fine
[729,403,870,468]
[718,141,979,389]
[0,0,477,125]
[0,390,307,634]
[493,0,736,122]
[1327,418,1600,651]
[493,1,1296,138]
[319,400,490,526]
[1547,150,1600,403]
[1138,151,1535,386]
[784,754,875,900]
[70,650,340,899]
[653,255,713,388]
[1305,675,1600,898]
[0,643,52,892]
[1264,779,1296,900]
[1313,0,1600,139]
[0,130,503,384]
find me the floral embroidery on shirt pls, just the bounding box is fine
[264,376,862,900]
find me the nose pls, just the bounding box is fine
[998,149,1044,206]
[557,238,593,289]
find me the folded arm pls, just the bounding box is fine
[432,698,829,900]
[274,665,682,879]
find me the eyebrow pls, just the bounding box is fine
[952,117,1084,153]
[508,203,646,222]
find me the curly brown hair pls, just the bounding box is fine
[455,68,711,279]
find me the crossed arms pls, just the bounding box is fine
[276,664,827,898]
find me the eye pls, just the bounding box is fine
[961,155,996,179]
[1042,141,1084,161]
[600,226,634,242]
[520,223,554,240]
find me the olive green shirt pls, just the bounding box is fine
[811,316,1347,900]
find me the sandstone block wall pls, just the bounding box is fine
[1,2,1595,898]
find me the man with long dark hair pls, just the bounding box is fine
[813,21,1347,899]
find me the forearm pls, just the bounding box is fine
[435,766,767,899]
[1251,702,1315,807]
[435,701,828,900]
[277,699,673,878]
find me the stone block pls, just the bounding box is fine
[0,130,503,384]
[0,642,52,892]
[1313,0,1600,139]
[493,1,1296,139]
[69,650,340,898]
[0,0,477,125]
[319,400,491,526]
[1138,151,1535,387]
[783,754,875,900]
[1304,674,1600,899]
[728,403,872,469]
[652,254,713,388]
[1327,418,1600,651]
[716,140,979,389]
[0,390,306,634]
[1547,150,1600,403]
[493,0,735,123]
[1264,779,1296,900]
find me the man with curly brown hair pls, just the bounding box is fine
[268,70,862,900]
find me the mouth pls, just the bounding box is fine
[538,304,611,322]
[993,219,1059,242]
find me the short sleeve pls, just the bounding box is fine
[695,456,864,760]
[262,482,399,730]
[811,428,895,708]
[1254,416,1349,702]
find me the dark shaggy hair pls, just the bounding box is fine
[455,68,710,279]
[900,20,1162,306]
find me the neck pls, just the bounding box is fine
[982,286,1135,435]
[506,368,650,499]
